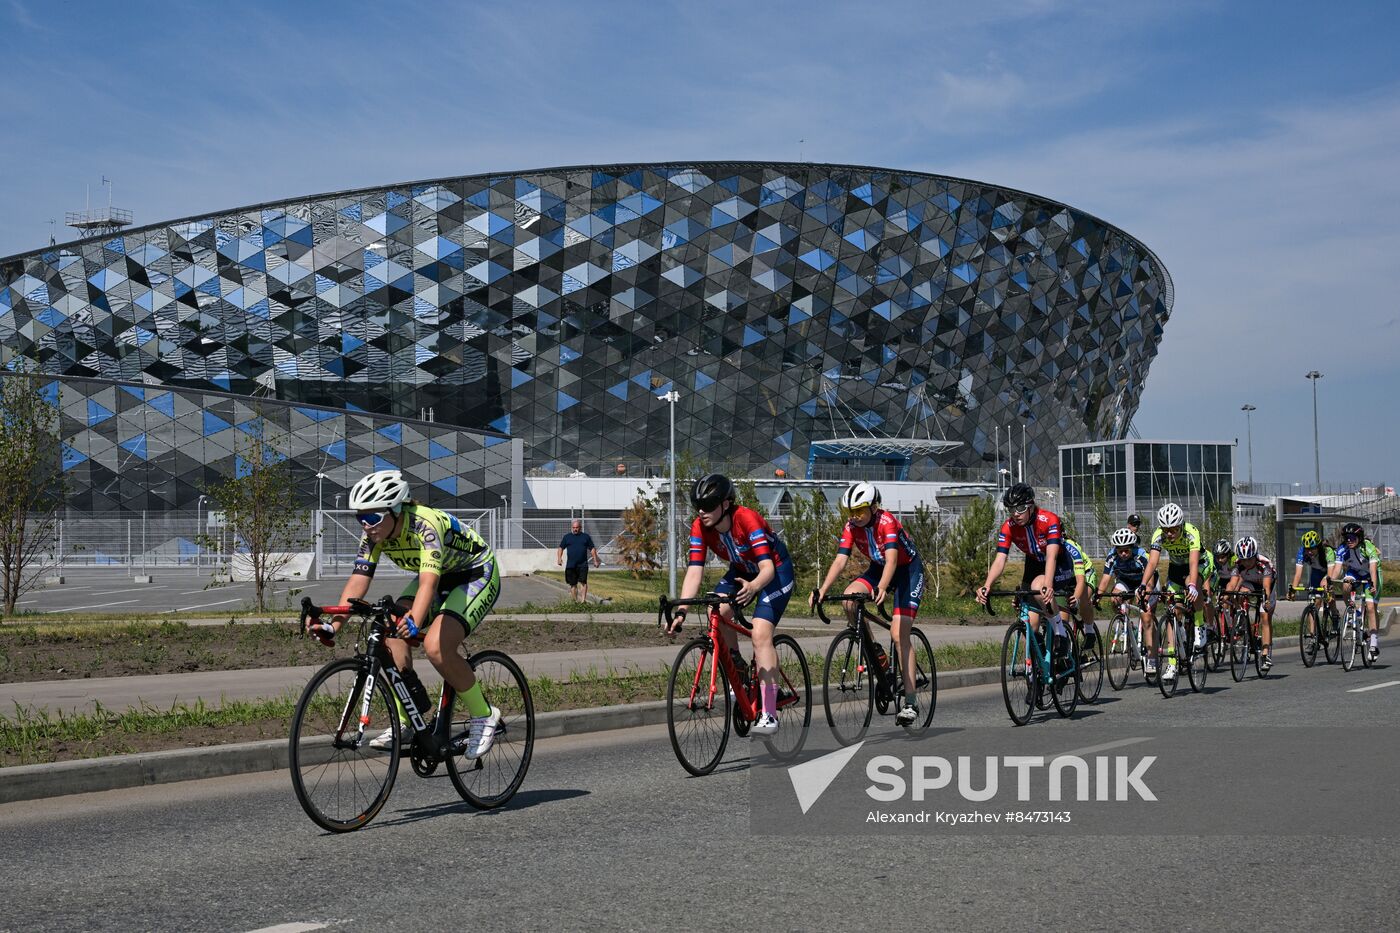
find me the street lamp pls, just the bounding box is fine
[195,495,209,572]
[1305,371,1323,491]
[658,390,681,597]
[1240,405,1256,490]
[332,493,343,510]
[315,472,327,513]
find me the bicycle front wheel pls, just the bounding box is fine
[1106,616,1131,691]
[1158,619,1178,698]
[1342,619,1360,672]
[906,627,937,730]
[289,658,399,833]
[823,629,873,745]
[1050,633,1079,717]
[667,639,731,775]
[1000,623,1036,726]
[763,634,812,760]
[1229,610,1249,682]
[447,650,534,809]
[1299,606,1319,668]
[1186,622,1208,693]
[1076,624,1104,704]
[1323,606,1341,664]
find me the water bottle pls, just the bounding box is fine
[401,668,431,718]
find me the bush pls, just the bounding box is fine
[945,495,997,596]
[616,495,664,577]
[780,490,845,593]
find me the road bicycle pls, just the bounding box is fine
[1294,584,1341,667]
[813,590,937,745]
[289,597,534,832]
[1338,585,1377,673]
[659,593,812,776]
[1140,588,1208,696]
[1102,591,1150,690]
[1218,589,1268,682]
[986,590,1080,725]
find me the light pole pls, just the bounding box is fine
[315,472,326,512]
[195,495,208,573]
[659,390,681,597]
[1240,405,1256,490]
[1305,371,1322,491]
[333,493,343,510]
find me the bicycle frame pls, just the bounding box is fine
[986,591,1076,686]
[659,594,762,721]
[813,592,901,702]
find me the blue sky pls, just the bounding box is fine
[2,0,1397,486]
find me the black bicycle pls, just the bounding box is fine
[814,591,937,745]
[290,596,535,832]
[1295,585,1342,667]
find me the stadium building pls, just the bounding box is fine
[0,162,1172,514]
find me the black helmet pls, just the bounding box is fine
[1003,482,1036,510]
[1126,513,1143,528]
[1341,522,1365,541]
[691,473,736,513]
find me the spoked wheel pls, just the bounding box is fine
[447,650,534,809]
[1075,624,1105,704]
[667,638,731,776]
[1341,619,1360,672]
[1000,623,1036,726]
[902,627,938,730]
[1186,622,1208,693]
[1106,616,1131,691]
[1158,619,1179,698]
[289,658,400,833]
[1253,626,1269,679]
[1230,610,1250,682]
[1049,633,1079,717]
[763,634,812,761]
[823,630,873,745]
[1323,606,1342,664]
[1300,606,1320,668]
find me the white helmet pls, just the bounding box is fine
[1156,502,1184,528]
[1109,527,1139,548]
[1235,536,1258,560]
[841,481,880,513]
[349,469,410,512]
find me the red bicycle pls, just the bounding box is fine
[659,593,812,775]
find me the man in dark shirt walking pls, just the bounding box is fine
[557,519,601,602]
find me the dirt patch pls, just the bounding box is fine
[0,619,667,684]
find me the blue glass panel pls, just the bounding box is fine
[377,423,402,443]
[321,440,346,462]
[150,393,176,418]
[119,433,148,459]
[87,400,114,426]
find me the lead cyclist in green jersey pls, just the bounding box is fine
[311,469,503,756]
[1138,502,1214,682]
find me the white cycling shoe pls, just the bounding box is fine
[751,713,780,735]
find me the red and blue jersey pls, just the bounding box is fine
[995,508,1064,563]
[838,510,919,567]
[689,506,793,581]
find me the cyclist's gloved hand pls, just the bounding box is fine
[307,621,336,647]
[1186,583,1200,601]
[397,613,420,641]
[665,606,686,637]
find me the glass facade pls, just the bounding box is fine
[1,162,1172,486]
[4,373,518,512]
[1060,440,1234,518]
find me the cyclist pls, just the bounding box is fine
[811,481,926,725]
[312,469,503,757]
[1290,529,1338,605]
[1096,527,1157,673]
[665,474,795,735]
[1226,536,1277,672]
[976,483,1084,660]
[1330,522,1383,662]
[1208,537,1234,642]
[1126,513,1144,537]
[1138,502,1212,683]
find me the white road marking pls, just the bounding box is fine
[241,924,327,933]
[174,597,246,611]
[1050,737,1153,760]
[1347,680,1400,693]
[44,599,140,613]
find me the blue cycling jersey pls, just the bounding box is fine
[1103,547,1151,585]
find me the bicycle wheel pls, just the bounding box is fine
[823,630,873,745]
[1229,610,1249,682]
[1362,620,1376,669]
[447,650,534,809]
[1158,619,1179,698]
[905,627,938,730]
[1323,605,1341,664]
[1253,622,1268,679]
[1342,618,1360,672]
[1106,616,1131,691]
[1050,632,1079,717]
[1299,606,1319,668]
[1076,624,1104,704]
[1000,623,1036,726]
[1186,622,1208,693]
[667,638,731,775]
[289,658,399,833]
[763,634,812,761]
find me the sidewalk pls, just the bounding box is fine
[0,624,1002,717]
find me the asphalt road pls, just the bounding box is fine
[4,640,1399,931]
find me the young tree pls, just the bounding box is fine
[780,489,844,594]
[1089,480,1115,557]
[205,413,311,610]
[616,494,664,578]
[1201,500,1234,552]
[0,372,64,616]
[734,477,766,519]
[945,495,997,596]
[902,503,949,598]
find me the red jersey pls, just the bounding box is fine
[995,508,1064,563]
[837,510,919,566]
[688,506,793,579]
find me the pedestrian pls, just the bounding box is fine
[1126,512,1143,536]
[557,519,601,602]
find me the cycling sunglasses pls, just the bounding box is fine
[1010,504,1034,516]
[694,497,725,513]
[357,511,390,528]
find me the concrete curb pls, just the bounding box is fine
[0,627,1367,806]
